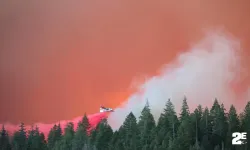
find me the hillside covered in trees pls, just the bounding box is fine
[1,98,250,150]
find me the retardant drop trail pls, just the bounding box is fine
[1,112,108,139]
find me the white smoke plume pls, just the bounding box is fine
[108,32,243,130]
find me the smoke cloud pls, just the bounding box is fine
[108,32,245,130]
[2,32,248,136]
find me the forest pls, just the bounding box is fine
[1,97,250,150]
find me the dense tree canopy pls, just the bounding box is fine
[1,98,250,150]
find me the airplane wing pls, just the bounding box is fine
[100,106,114,112]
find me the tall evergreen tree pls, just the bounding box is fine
[27,126,35,150]
[48,124,62,150]
[176,118,194,150]
[226,105,240,150]
[200,107,212,134]
[116,126,127,150]
[176,97,193,150]
[210,98,220,116]
[61,122,75,150]
[138,100,156,131]
[72,118,89,150]
[0,125,11,150]
[180,96,190,122]
[200,107,213,150]
[192,105,203,143]
[109,131,124,150]
[154,99,178,149]
[27,126,47,150]
[163,99,179,140]
[155,113,171,150]
[89,129,98,147]
[138,100,156,150]
[55,123,62,142]
[12,122,27,150]
[210,100,228,149]
[95,119,113,150]
[79,113,91,133]
[48,125,57,150]
[121,112,140,150]
[72,125,87,150]
[39,132,48,150]
[241,101,250,149]
[72,114,91,150]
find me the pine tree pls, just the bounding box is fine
[200,107,213,150]
[149,127,158,150]
[27,126,47,150]
[61,122,75,150]
[109,131,123,150]
[192,105,203,143]
[159,132,171,150]
[48,124,62,150]
[138,100,156,150]
[211,102,228,149]
[210,99,221,133]
[89,129,98,147]
[210,99,221,138]
[12,122,27,150]
[0,125,11,150]
[155,113,169,148]
[163,99,178,140]
[55,123,62,142]
[48,124,57,150]
[27,125,35,150]
[180,96,190,122]
[95,119,113,150]
[114,126,127,150]
[72,121,88,150]
[39,132,48,150]
[226,105,240,150]
[210,98,220,116]
[176,97,193,150]
[138,99,156,132]
[81,113,91,132]
[241,101,250,149]
[121,112,139,150]
[176,118,193,150]
[155,99,178,149]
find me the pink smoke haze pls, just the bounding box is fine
[1,112,108,139]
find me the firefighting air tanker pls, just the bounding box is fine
[100,106,114,112]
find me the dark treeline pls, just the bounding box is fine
[1,97,250,150]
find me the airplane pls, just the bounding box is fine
[100,106,114,112]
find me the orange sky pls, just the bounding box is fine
[0,0,250,124]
